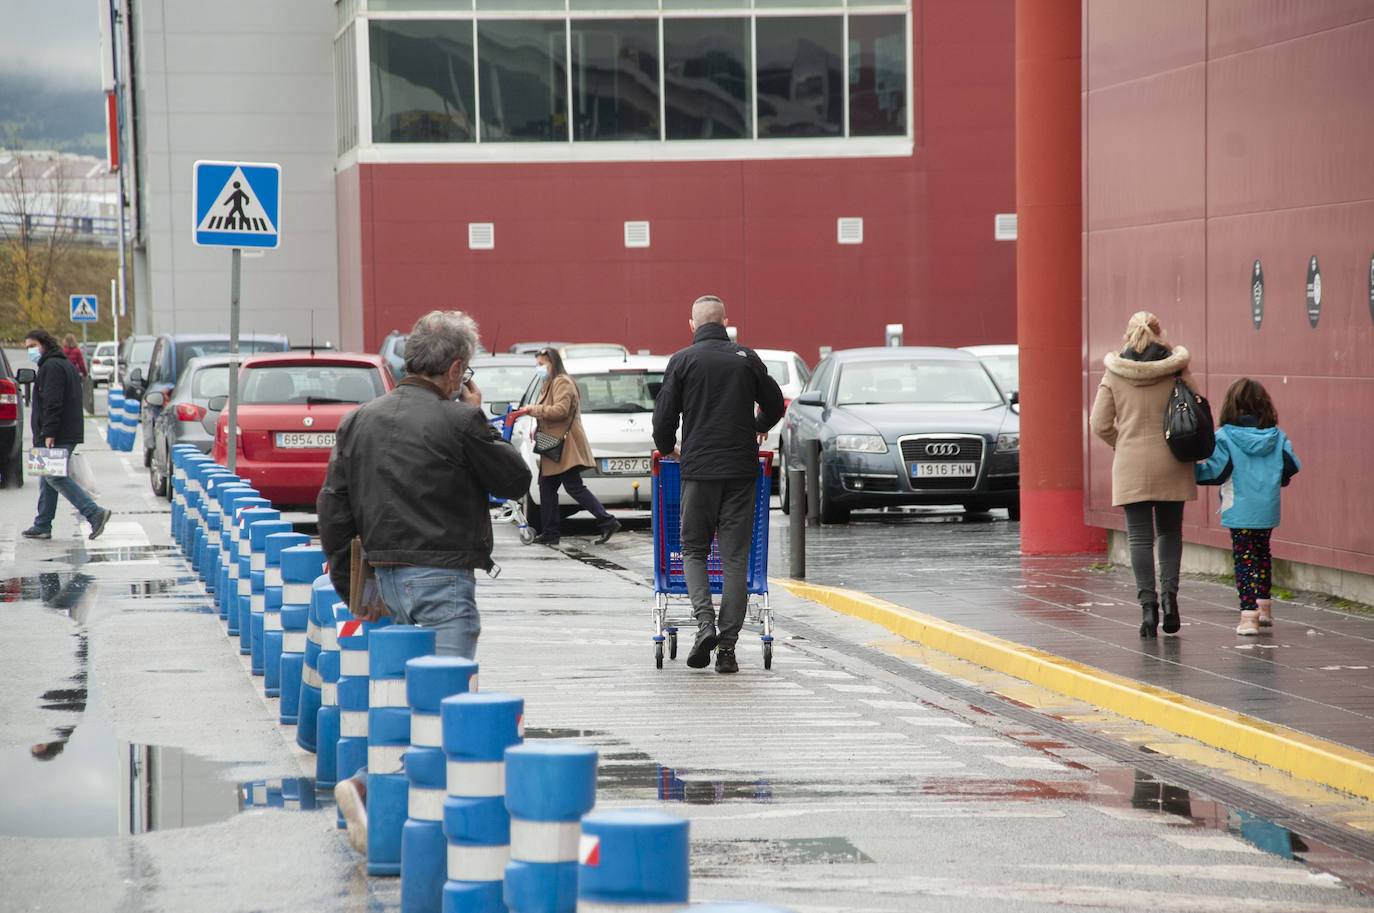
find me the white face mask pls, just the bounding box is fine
[537,364,550,378]
[27,346,41,363]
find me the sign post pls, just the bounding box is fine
[192,160,281,474]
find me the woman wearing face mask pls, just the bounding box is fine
[506,348,619,545]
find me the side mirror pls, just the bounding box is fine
[207,395,228,412]
[1009,390,1019,406]
[15,367,36,385]
[796,390,825,407]
[129,367,144,384]
[144,391,166,407]
[489,401,510,415]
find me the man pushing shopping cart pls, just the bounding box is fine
[651,295,785,674]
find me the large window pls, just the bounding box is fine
[353,10,910,154]
[663,18,750,140]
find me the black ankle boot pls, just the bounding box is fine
[1161,592,1180,634]
[1139,602,1158,638]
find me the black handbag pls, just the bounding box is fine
[533,400,575,462]
[1164,376,1215,462]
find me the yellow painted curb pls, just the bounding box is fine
[774,577,1374,802]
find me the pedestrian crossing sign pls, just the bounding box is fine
[69,294,98,322]
[192,160,281,249]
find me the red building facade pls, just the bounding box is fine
[1082,4,1374,583]
[334,0,1017,360]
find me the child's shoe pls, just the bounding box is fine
[1256,598,1273,629]
[1235,610,1260,636]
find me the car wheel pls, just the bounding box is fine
[2,450,22,488]
[149,461,167,497]
[818,459,850,525]
[142,444,153,467]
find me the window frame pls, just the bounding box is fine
[339,1,914,165]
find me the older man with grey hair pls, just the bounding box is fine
[318,310,531,658]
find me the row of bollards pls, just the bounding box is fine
[103,387,140,452]
[167,444,798,913]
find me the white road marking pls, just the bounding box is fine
[1029,864,1345,888]
[985,755,1066,770]
[1160,833,1265,854]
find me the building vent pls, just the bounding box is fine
[837,217,863,245]
[468,222,494,250]
[994,213,1017,241]
[624,221,650,248]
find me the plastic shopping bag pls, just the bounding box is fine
[69,452,100,495]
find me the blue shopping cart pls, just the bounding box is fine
[650,451,773,669]
[491,407,534,545]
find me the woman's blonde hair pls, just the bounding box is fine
[1122,311,1162,353]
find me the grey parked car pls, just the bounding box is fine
[145,354,235,498]
[780,346,1020,523]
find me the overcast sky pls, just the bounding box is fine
[1,0,104,88]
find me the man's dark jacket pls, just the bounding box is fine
[316,376,532,604]
[652,322,785,480]
[30,347,84,446]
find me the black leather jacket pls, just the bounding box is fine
[30,347,85,446]
[652,322,785,480]
[317,376,531,603]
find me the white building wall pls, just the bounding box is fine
[131,0,338,344]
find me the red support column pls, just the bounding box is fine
[1015,0,1105,554]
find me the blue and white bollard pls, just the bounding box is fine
[221,494,270,635]
[169,445,200,541]
[119,394,140,452]
[261,531,310,684]
[504,742,599,913]
[208,483,253,608]
[315,601,351,789]
[578,809,689,910]
[335,612,392,824]
[279,544,327,725]
[193,469,236,575]
[402,656,479,913]
[236,507,281,656]
[296,574,336,752]
[367,625,437,876]
[178,455,213,557]
[248,522,295,674]
[441,692,524,913]
[105,388,124,448]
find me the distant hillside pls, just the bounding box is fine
[0,71,105,156]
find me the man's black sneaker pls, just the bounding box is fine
[88,508,112,540]
[22,527,52,540]
[595,519,621,544]
[686,626,718,668]
[714,648,739,674]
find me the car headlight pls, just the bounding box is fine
[996,432,1019,453]
[835,434,888,454]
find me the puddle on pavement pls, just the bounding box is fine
[48,543,180,565]
[693,836,871,868]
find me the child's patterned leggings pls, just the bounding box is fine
[1230,527,1273,612]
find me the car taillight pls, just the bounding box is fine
[0,379,17,421]
[176,402,208,421]
[783,397,792,410]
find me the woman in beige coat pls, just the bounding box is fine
[1090,311,1198,637]
[507,348,619,545]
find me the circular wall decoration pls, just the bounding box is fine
[1305,255,1322,328]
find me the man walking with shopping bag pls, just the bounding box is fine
[21,329,112,541]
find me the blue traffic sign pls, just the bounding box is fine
[193,160,281,249]
[70,294,99,322]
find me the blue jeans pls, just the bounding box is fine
[374,566,480,659]
[33,446,102,534]
[681,477,756,649]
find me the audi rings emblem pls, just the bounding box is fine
[924,442,960,456]
[303,416,315,427]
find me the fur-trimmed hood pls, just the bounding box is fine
[1102,345,1190,386]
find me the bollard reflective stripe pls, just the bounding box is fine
[322,682,338,704]
[266,567,282,587]
[370,678,410,708]
[264,613,283,631]
[319,628,338,651]
[283,583,312,604]
[283,631,308,652]
[251,552,265,571]
[409,786,445,821]
[509,820,583,863]
[447,761,505,797]
[341,711,368,737]
[302,665,324,688]
[369,744,407,772]
[341,651,369,676]
[448,844,510,882]
[412,714,442,748]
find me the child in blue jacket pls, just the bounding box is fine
[1195,378,1299,635]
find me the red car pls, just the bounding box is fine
[211,352,394,508]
